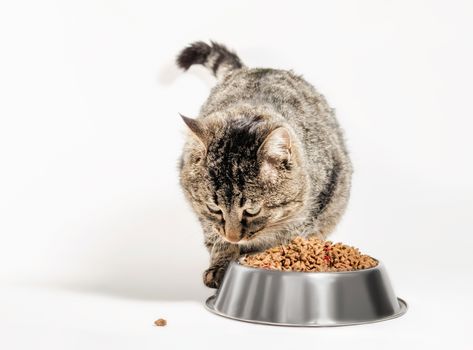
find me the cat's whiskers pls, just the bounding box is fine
[240,215,306,249]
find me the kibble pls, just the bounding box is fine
[154,318,167,327]
[243,236,377,272]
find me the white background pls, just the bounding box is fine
[1,0,472,349]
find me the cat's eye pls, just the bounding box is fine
[206,202,222,214]
[243,206,261,217]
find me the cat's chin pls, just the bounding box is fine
[221,237,251,245]
[219,235,256,246]
[237,231,271,248]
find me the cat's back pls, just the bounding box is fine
[200,67,345,156]
[201,67,325,116]
[175,42,340,146]
[202,68,328,114]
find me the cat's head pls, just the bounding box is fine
[179,112,310,246]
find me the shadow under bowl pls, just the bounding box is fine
[205,260,407,327]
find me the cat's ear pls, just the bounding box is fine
[180,114,206,145]
[258,127,292,162]
[258,127,292,182]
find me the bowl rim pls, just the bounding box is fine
[205,295,408,327]
[235,257,381,275]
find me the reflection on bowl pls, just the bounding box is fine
[205,260,407,327]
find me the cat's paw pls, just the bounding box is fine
[203,264,228,289]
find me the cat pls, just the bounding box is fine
[177,41,352,288]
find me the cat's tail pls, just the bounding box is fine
[176,41,244,81]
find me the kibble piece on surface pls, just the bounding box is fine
[154,318,167,327]
[242,237,378,272]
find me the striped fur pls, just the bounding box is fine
[177,41,243,81]
[177,42,352,288]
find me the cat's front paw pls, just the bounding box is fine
[203,264,228,289]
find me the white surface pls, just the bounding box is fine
[0,0,472,348]
[0,284,470,350]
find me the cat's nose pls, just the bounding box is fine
[225,228,241,243]
[224,213,241,243]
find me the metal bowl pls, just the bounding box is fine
[205,260,407,326]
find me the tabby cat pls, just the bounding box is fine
[177,42,352,288]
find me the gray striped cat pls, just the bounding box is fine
[177,42,352,288]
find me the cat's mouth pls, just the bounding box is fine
[232,227,268,245]
[219,227,266,244]
[243,227,266,240]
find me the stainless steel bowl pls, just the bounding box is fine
[205,260,407,326]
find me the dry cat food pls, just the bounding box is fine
[243,236,377,272]
[154,318,167,327]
